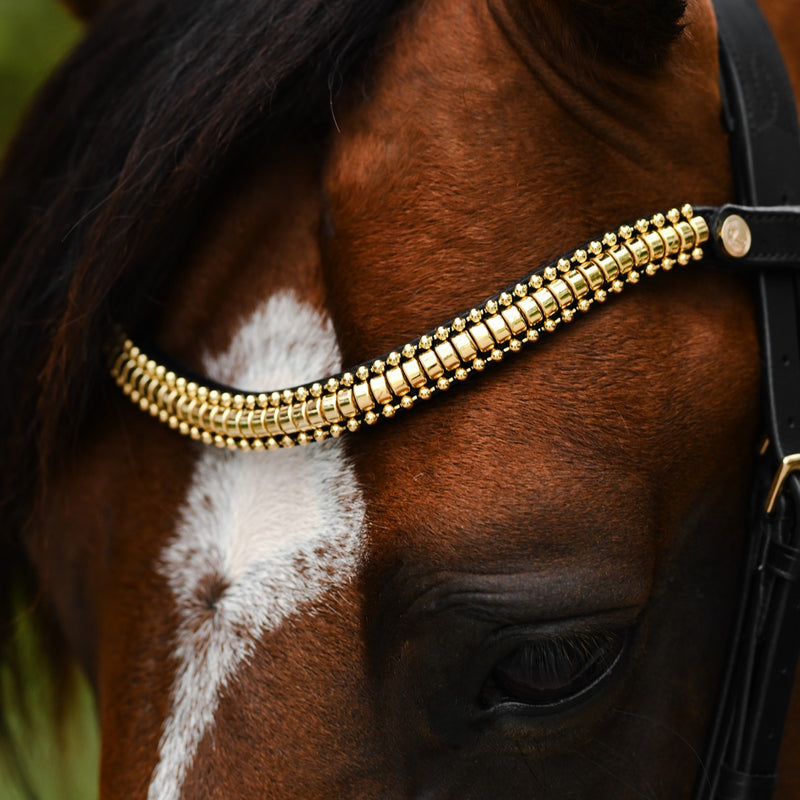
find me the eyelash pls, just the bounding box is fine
[479,629,627,712]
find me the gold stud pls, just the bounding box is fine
[387,351,401,367]
[646,263,659,276]
[573,249,588,264]
[611,279,624,293]
[557,259,571,273]
[628,271,640,284]
[544,319,557,332]
[364,412,378,426]
[256,392,268,407]
[468,308,482,323]
[330,424,344,437]
[619,224,633,240]
[692,247,704,261]
[589,241,603,256]
[214,434,225,448]
[419,335,433,350]
[603,232,617,247]
[562,309,575,322]
[677,252,691,266]
[266,437,279,450]
[282,389,294,405]
[652,212,666,228]
[295,386,309,402]
[509,338,522,351]
[681,204,694,219]
[270,391,281,407]
[455,367,469,381]
[530,274,544,289]
[514,283,528,297]
[297,432,310,445]
[473,357,486,371]
[435,326,449,341]
[485,299,498,315]
[419,387,432,400]
[341,373,354,387]
[595,289,607,302]
[382,405,396,418]
[245,394,256,409]
[251,439,265,451]
[402,343,416,359]
[355,366,369,382]
[190,426,200,440]
[636,219,649,234]
[526,329,540,342]
[347,418,362,431]
[400,395,414,409]
[372,360,385,375]
[452,317,466,332]
[325,377,339,393]
[437,377,450,391]
[313,429,328,442]
[499,292,513,307]
[667,208,680,224]
[544,266,557,282]
[578,299,591,313]
[490,348,503,362]
[280,436,294,448]
[662,257,675,271]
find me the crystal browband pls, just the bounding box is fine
[110,205,710,450]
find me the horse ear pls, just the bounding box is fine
[59,0,108,21]
[569,0,689,68]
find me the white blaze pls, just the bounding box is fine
[147,292,365,800]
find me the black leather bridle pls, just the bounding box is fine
[694,1,800,798]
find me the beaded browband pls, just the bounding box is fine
[111,204,709,451]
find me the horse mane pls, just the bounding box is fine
[0,0,404,718]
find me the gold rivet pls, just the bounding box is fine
[719,213,752,258]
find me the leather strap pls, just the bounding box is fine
[696,1,800,798]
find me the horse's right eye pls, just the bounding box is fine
[480,629,628,713]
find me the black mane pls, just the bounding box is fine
[0,0,401,703]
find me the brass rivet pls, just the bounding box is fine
[719,213,752,258]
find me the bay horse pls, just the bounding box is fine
[2,0,800,797]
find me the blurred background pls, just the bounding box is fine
[1,1,100,797]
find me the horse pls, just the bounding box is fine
[1,0,800,796]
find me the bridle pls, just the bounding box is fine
[107,0,800,796]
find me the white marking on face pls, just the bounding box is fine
[147,292,365,800]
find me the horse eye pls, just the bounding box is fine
[480,630,627,711]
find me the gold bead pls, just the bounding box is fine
[619,225,634,240]
[418,387,432,400]
[198,386,209,401]
[325,378,339,393]
[468,308,482,323]
[330,425,344,437]
[652,212,666,228]
[224,437,237,451]
[386,351,401,367]
[257,393,269,407]
[514,283,528,297]
[159,409,169,423]
[611,279,624,293]
[179,421,190,436]
[297,433,310,445]
[499,292,513,307]
[175,377,187,392]
[526,329,540,342]
[635,219,649,234]
[681,203,694,219]
[270,391,281,407]
[436,377,450,391]
[452,317,466,332]
[233,394,245,409]
[347,418,362,431]
[562,309,575,322]
[435,326,449,341]
[208,389,220,405]
[646,263,658,276]
[419,335,433,350]
[667,208,680,224]
[530,274,544,289]
[473,358,486,370]
[490,349,503,362]
[557,259,571,273]
[544,266,557,282]
[190,426,200,440]
[340,373,354,387]
[371,360,385,375]
[280,436,294,448]
[266,437,279,450]
[401,343,416,359]
[400,395,414,409]
[628,271,641,284]
[186,381,197,397]
[455,367,469,380]
[245,394,256,409]
[282,389,294,405]
[661,258,675,271]
[382,405,396,418]
[485,299,498,315]
[595,289,607,303]
[602,232,617,247]
[251,439,265,451]
[313,429,327,442]
[214,435,225,448]
[201,431,213,445]
[238,439,250,451]
[544,319,557,332]
[677,252,691,266]
[355,366,369,382]
[509,338,522,351]
[364,412,378,426]
[692,247,704,261]
[589,241,602,256]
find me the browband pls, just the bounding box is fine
[111,205,712,450]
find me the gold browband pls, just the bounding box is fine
[111,205,709,450]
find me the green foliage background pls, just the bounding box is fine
[1,2,100,798]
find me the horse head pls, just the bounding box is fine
[3,0,800,797]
